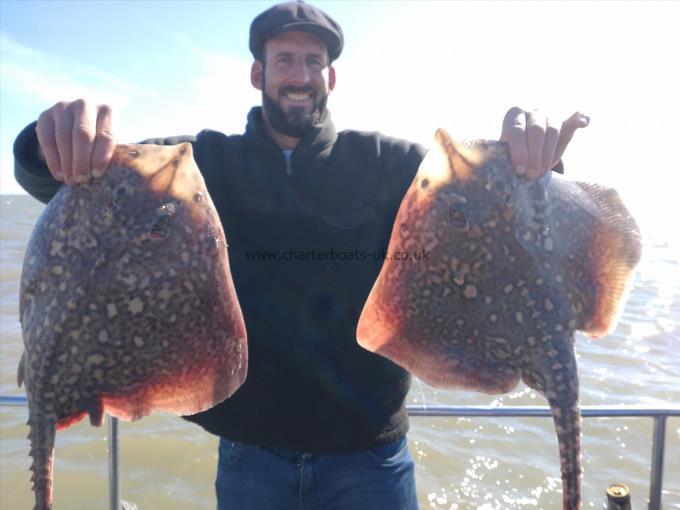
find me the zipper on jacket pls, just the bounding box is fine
[283,150,293,209]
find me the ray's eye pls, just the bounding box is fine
[449,204,469,230]
[108,185,128,209]
[489,176,514,206]
[149,226,169,240]
[149,202,177,240]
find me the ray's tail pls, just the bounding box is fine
[548,392,582,510]
[545,346,582,510]
[525,340,583,510]
[27,405,56,510]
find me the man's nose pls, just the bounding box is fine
[288,58,311,85]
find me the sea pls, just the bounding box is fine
[0,193,678,510]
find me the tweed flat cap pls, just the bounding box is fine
[250,1,344,62]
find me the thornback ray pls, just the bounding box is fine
[357,128,641,510]
[18,143,248,510]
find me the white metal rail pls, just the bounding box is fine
[2,396,678,510]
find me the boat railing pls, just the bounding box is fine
[1,396,678,510]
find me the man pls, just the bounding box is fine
[13,2,588,509]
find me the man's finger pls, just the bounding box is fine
[500,106,528,175]
[91,104,115,178]
[553,111,590,167]
[71,99,95,184]
[36,112,63,181]
[541,121,560,176]
[525,110,546,180]
[500,106,525,139]
[54,105,76,186]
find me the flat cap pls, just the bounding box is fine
[250,1,344,62]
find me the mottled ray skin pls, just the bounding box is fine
[18,143,247,510]
[357,130,641,510]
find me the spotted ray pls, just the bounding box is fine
[357,129,641,509]
[18,143,248,510]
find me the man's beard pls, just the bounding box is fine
[262,79,328,138]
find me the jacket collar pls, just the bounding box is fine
[244,106,338,162]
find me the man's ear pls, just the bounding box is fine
[328,65,336,92]
[251,61,264,91]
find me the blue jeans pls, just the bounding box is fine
[215,436,419,510]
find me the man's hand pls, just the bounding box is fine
[500,107,590,180]
[36,99,115,186]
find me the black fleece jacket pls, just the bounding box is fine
[14,107,427,453]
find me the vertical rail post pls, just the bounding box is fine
[648,415,666,510]
[107,415,121,510]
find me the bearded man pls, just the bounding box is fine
[13,2,588,509]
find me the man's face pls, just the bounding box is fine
[251,31,336,138]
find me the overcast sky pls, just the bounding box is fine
[2,0,679,242]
